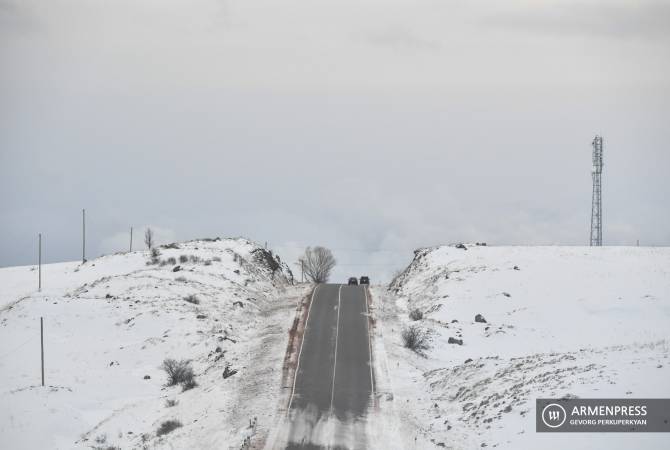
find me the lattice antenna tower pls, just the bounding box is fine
[590,135,603,246]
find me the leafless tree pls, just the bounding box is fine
[144,227,154,249]
[300,246,336,283]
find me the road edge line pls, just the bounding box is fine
[286,284,319,416]
[364,286,376,399]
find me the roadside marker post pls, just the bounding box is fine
[38,233,42,292]
[40,317,44,387]
[82,209,86,263]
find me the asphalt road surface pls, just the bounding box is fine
[285,284,374,449]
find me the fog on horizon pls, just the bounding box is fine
[2,0,669,282]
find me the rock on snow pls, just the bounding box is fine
[374,245,670,450]
[0,237,307,450]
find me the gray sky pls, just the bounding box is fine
[2,0,669,282]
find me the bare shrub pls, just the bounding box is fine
[401,325,431,354]
[300,246,336,283]
[92,434,120,450]
[409,308,423,321]
[179,255,188,263]
[181,378,197,391]
[149,247,161,265]
[145,228,155,249]
[189,255,201,264]
[212,256,222,262]
[184,295,199,304]
[161,359,195,387]
[389,269,408,290]
[175,276,187,282]
[165,399,178,407]
[204,259,212,266]
[166,257,176,265]
[156,420,182,436]
[252,248,280,276]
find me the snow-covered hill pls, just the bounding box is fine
[372,245,670,450]
[0,238,307,450]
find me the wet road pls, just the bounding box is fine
[285,284,374,449]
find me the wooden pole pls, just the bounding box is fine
[38,233,42,292]
[40,317,44,387]
[82,209,86,263]
[130,227,133,252]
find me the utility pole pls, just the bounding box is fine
[38,233,42,292]
[40,317,45,387]
[82,208,86,263]
[301,260,304,283]
[130,227,133,252]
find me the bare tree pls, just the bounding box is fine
[300,246,336,283]
[144,227,154,249]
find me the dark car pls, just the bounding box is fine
[359,276,370,285]
[348,277,358,285]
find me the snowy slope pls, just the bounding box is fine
[0,238,307,450]
[373,245,670,450]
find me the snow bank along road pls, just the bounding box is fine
[284,284,374,449]
[0,238,300,450]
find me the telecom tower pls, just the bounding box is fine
[590,135,603,246]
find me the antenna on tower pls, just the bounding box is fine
[590,135,603,246]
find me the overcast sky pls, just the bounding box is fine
[1,0,669,282]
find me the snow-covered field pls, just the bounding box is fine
[0,238,308,450]
[371,245,670,450]
[3,242,669,449]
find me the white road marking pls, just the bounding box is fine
[364,286,375,398]
[286,284,320,416]
[329,284,343,414]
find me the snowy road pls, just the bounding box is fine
[285,284,374,449]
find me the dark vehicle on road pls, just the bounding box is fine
[359,276,370,285]
[348,277,358,285]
